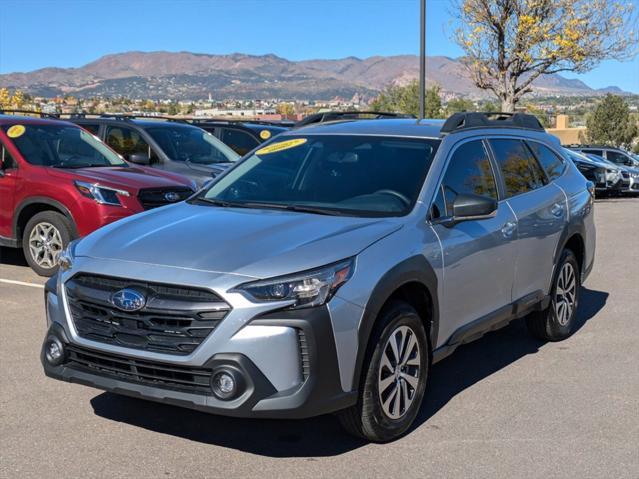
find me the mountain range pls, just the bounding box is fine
[0,51,629,101]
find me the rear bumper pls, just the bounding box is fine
[42,300,356,419]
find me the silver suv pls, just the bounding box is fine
[41,113,596,442]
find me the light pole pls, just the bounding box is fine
[419,0,426,120]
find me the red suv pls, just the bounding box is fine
[0,115,195,276]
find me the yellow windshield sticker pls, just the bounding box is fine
[256,138,307,155]
[7,124,25,139]
[259,129,272,140]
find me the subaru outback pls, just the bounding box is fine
[41,112,595,442]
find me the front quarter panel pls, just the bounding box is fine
[332,220,442,391]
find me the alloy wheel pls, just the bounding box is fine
[555,262,577,326]
[378,325,421,420]
[28,222,63,270]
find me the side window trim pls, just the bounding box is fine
[0,140,18,170]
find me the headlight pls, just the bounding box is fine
[74,180,129,206]
[58,239,79,272]
[233,258,355,309]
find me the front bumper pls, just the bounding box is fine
[42,276,356,419]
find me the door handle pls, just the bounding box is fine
[551,203,564,217]
[501,221,516,238]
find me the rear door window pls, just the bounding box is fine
[581,149,603,157]
[489,139,547,198]
[432,140,498,218]
[105,126,156,163]
[526,141,565,181]
[606,150,630,165]
[221,128,259,156]
[80,124,101,135]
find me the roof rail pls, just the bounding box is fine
[294,111,414,128]
[440,112,544,135]
[187,118,294,128]
[0,109,59,120]
[92,113,187,123]
[564,143,620,149]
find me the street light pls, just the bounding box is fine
[419,0,426,120]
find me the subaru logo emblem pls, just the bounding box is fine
[110,288,146,312]
[164,192,181,202]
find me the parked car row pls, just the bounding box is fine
[564,145,639,196]
[38,111,597,442]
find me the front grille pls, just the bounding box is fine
[137,187,193,210]
[66,345,213,394]
[66,274,231,355]
[297,330,310,381]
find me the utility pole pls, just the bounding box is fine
[419,0,426,120]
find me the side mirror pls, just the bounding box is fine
[434,193,497,227]
[452,193,498,218]
[128,153,150,165]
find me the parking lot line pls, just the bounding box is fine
[0,278,45,289]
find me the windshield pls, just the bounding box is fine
[196,135,439,217]
[3,123,127,168]
[146,125,239,165]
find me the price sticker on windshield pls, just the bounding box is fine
[256,138,307,155]
[7,125,26,138]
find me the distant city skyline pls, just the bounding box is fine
[1,0,638,93]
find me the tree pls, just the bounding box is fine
[276,103,295,116]
[586,94,638,149]
[370,81,444,118]
[525,103,552,128]
[453,0,638,112]
[10,89,25,108]
[0,88,10,109]
[445,97,476,115]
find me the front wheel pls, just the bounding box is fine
[526,249,580,341]
[22,211,73,277]
[338,301,430,442]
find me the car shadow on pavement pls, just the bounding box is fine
[0,247,28,266]
[90,287,608,457]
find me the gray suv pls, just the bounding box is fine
[68,115,240,186]
[41,112,596,442]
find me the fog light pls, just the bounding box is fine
[44,337,66,366]
[211,370,238,400]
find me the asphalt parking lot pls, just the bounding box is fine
[1,197,638,479]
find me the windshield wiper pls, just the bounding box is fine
[237,202,346,216]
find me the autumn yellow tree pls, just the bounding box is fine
[0,88,10,109]
[10,89,25,108]
[453,0,638,111]
[276,103,296,116]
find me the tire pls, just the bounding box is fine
[22,211,74,277]
[526,249,580,341]
[338,301,430,442]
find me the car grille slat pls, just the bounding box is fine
[66,273,231,355]
[137,187,193,210]
[66,346,213,394]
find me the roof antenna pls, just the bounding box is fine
[419,0,426,121]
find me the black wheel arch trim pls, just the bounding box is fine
[13,197,78,240]
[352,255,439,391]
[553,219,586,271]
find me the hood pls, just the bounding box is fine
[76,202,402,278]
[47,165,194,192]
[186,161,234,176]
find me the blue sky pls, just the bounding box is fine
[1,0,638,92]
